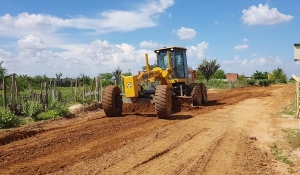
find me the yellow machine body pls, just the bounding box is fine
[121,46,199,101]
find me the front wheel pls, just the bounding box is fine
[154,85,172,119]
[102,85,123,117]
[190,83,202,106]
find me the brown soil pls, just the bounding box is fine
[0,84,299,175]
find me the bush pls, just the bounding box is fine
[22,100,44,119]
[0,107,21,128]
[258,79,270,86]
[36,110,60,121]
[48,99,70,116]
[247,79,255,86]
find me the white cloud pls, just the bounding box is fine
[176,27,197,40]
[242,59,248,66]
[274,56,282,64]
[250,57,267,66]
[0,40,210,77]
[233,44,248,50]
[140,40,159,48]
[168,13,172,18]
[0,49,15,64]
[18,34,45,50]
[214,20,218,25]
[223,55,246,65]
[241,4,294,25]
[0,0,175,38]
[186,42,209,59]
[251,53,257,56]
[243,38,249,42]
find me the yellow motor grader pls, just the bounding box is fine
[102,46,208,119]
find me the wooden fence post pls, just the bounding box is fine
[95,77,100,102]
[100,78,102,102]
[10,73,16,108]
[45,82,48,108]
[3,77,6,108]
[75,79,78,96]
[54,79,57,100]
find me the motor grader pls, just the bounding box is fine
[102,46,208,119]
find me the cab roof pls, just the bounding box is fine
[154,46,187,53]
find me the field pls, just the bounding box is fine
[0,83,300,174]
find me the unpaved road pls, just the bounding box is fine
[0,84,299,175]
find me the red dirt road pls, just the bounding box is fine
[0,84,298,175]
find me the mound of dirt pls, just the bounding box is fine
[122,103,155,113]
[69,102,103,114]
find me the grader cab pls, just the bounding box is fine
[102,46,208,119]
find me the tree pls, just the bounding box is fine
[0,61,7,79]
[112,66,122,85]
[197,58,220,82]
[99,73,113,80]
[271,67,286,80]
[196,70,205,80]
[78,73,91,85]
[252,70,268,80]
[141,64,158,71]
[211,69,226,79]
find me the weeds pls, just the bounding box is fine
[283,129,300,149]
[270,143,294,167]
[0,107,21,128]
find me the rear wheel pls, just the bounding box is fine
[190,83,202,106]
[200,83,208,103]
[102,85,123,117]
[154,85,172,119]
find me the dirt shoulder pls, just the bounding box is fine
[0,84,299,175]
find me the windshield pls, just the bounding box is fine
[157,51,169,69]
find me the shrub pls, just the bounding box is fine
[0,107,21,128]
[258,79,270,86]
[22,100,44,119]
[247,79,255,86]
[48,99,70,116]
[36,110,60,121]
[283,129,300,149]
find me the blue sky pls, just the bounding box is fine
[0,0,299,78]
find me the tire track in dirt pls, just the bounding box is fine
[0,85,286,175]
[0,116,165,174]
[101,86,290,175]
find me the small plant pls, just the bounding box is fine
[37,110,60,120]
[270,143,294,167]
[0,107,21,128]
[48,99,70,116]
[22,100,44,119]
[247,79,255,86]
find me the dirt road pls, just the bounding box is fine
[0,84,298,175]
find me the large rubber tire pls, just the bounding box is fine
[200,83,208,103]
[102,85,123,117]
[190,83,202,106]
[154,85,172,119]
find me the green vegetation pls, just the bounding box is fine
[270,143,294,167]
[211,69,226,79]
[280,93,297,116]
[283,129,300,149]
[197,58,220,82]
[0,107,21,128]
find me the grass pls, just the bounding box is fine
[278,92,297,117]
[283,129,300,149]
[270,143,294,167]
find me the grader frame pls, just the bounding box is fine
[102,46,208,119]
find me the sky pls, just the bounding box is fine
[0,0,299,78]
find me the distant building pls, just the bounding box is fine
[226,73,239,81]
